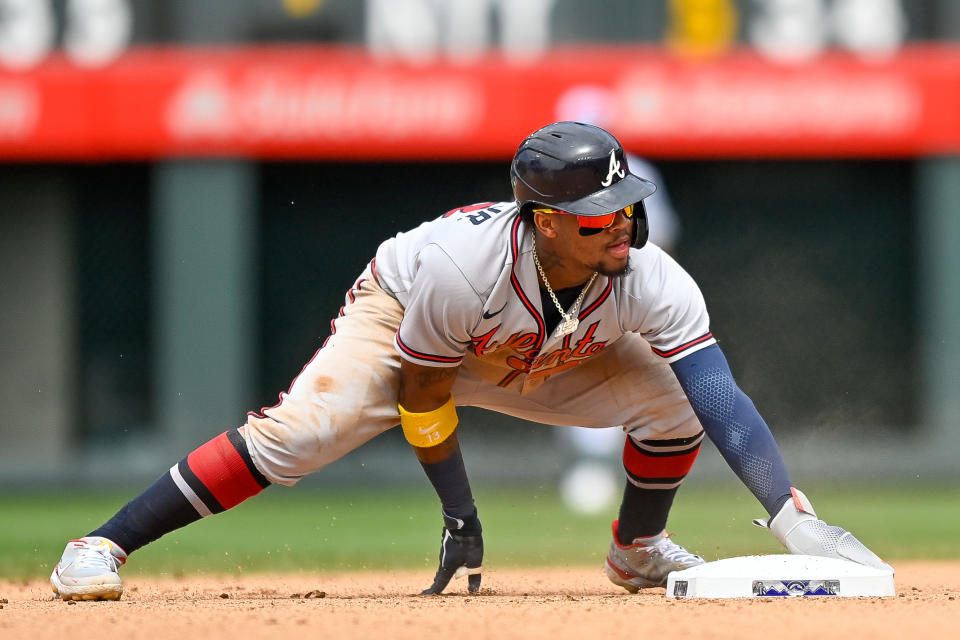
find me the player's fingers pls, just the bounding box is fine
[467,572,481,593]
[421,566,456,595]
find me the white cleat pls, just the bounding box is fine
[604,520,704,592]
[50,536,127,601]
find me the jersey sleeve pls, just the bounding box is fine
[394,243,483,367]
[624,247,717,363]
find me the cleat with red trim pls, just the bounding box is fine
[604,520,704,592]
[50,537,126,601]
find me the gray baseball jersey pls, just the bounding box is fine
[242,201,715,485]
[374,201,716,395]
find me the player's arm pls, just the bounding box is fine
[398,359,483,594]
[670,343,890,571]
[669,343,792,514]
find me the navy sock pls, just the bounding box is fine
[88,429,270,555]
[616,482,679,543]
[89,472,202,554]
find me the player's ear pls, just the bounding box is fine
[533,209,560,239]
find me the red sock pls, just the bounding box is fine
[616,431,703,543]
[177,429,271,513]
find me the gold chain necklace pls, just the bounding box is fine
[531,232,598,338]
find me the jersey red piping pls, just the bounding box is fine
[499,217,546,388]
[395,333,463,364]
[651,332,715,358]
[509,216,546,348]
[577,276,612,320]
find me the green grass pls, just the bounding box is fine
[2,481,957,579]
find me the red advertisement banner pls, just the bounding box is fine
[0,44,957,160]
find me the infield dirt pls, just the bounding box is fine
[2,561,957,639]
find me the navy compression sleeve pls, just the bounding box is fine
[670,344,792,516]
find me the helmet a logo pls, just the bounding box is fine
[601,149,625,187]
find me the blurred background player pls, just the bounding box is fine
[558,154,682,515]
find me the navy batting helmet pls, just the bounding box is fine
[511,121,655,248]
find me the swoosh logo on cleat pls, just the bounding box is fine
[482,303,506,319]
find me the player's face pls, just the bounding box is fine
[551,209,633,278]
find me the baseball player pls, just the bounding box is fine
[51,122,890,601]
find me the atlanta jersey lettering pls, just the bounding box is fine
[373,202,716,394]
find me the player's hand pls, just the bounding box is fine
[421,523,484,595]
[754,487,892,572]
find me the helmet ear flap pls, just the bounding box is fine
[631,200,649,249]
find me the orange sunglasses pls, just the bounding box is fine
[532,204,635,236]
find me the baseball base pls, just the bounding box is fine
[665,554,895,598]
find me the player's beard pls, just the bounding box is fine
[593,258,632,279]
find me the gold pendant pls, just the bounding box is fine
[554,316,579,338]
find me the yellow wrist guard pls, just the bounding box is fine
[399,396,458,448]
